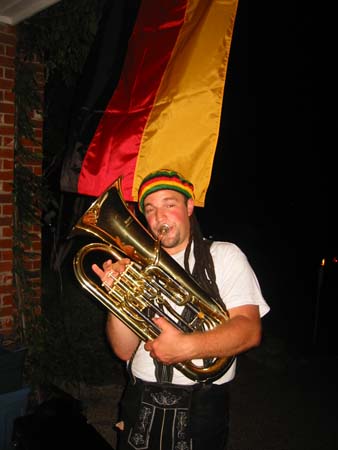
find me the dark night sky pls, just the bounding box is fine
[194,3,332,352]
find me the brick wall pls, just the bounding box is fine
[0,23,43,337]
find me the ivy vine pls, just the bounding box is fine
[12,0,106,389]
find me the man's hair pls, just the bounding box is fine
[184,214,223,307]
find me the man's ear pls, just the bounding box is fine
[187,198,194,216]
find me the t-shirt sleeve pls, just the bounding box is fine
[212,242,270,318]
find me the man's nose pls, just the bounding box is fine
[155,207,167,222]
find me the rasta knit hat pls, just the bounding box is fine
[138,169,194,213]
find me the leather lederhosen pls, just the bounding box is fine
[116,377,230,450]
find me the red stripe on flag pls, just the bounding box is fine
[78,0,188,198]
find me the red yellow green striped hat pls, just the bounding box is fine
[138,169,194,213]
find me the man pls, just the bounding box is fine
[92,169,270,450]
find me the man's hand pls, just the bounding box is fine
[144,317,191,365]
[92,258,130,287]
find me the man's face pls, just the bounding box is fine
[143,189,194,255]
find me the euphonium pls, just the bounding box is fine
[69,177,234,382]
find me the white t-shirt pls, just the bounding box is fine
[131,241,270,385]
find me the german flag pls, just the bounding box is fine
[61,0,238,207]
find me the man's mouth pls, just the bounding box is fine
[156,223,170,242]
[158,223,170,236]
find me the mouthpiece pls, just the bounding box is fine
[158,223,170,237]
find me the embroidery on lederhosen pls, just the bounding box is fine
[128,384,192,450]
[128,403,155,449]
[174,409,190,450]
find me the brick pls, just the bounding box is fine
[0,238,13,250]
[3,114,14,125]
[5,46,15,58]
[0,193,12,202]
[4,66,14,77]
[31,241,42,251]
[2,204,13,214]
[0,102,15,113]
[0,307,15,320]
[1,227,13,238]
[0,285,13,294]
[0,217,12,226]
[2,182,13,192]
[4,91,14,102]
[34,128,43,139]
[19,138,35,147]
[0,170,13,180]
[0,260,13,272]
[0,270,12,281]
[2,158,13,170]
[2,295,14,307]
[0,76,14,88]
[1,148,14,159]
[0,32,16,45]
[0,125,14,135]
[0,316,14,331]
[0,250,12,260]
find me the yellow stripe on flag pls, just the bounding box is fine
[133,0,238,206]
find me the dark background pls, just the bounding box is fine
[195,2,332,355]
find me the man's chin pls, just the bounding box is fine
[161,237,177,249]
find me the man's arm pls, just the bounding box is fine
[92,258,140,360]
[144,304,262,364]
[106,313,140,360]
[93,258,262,364]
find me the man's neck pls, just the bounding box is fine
[164,242,188,256]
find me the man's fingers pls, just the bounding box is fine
[92,263,104,277]
[102,259,113,270]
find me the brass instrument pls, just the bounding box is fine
[70,177,234,382]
